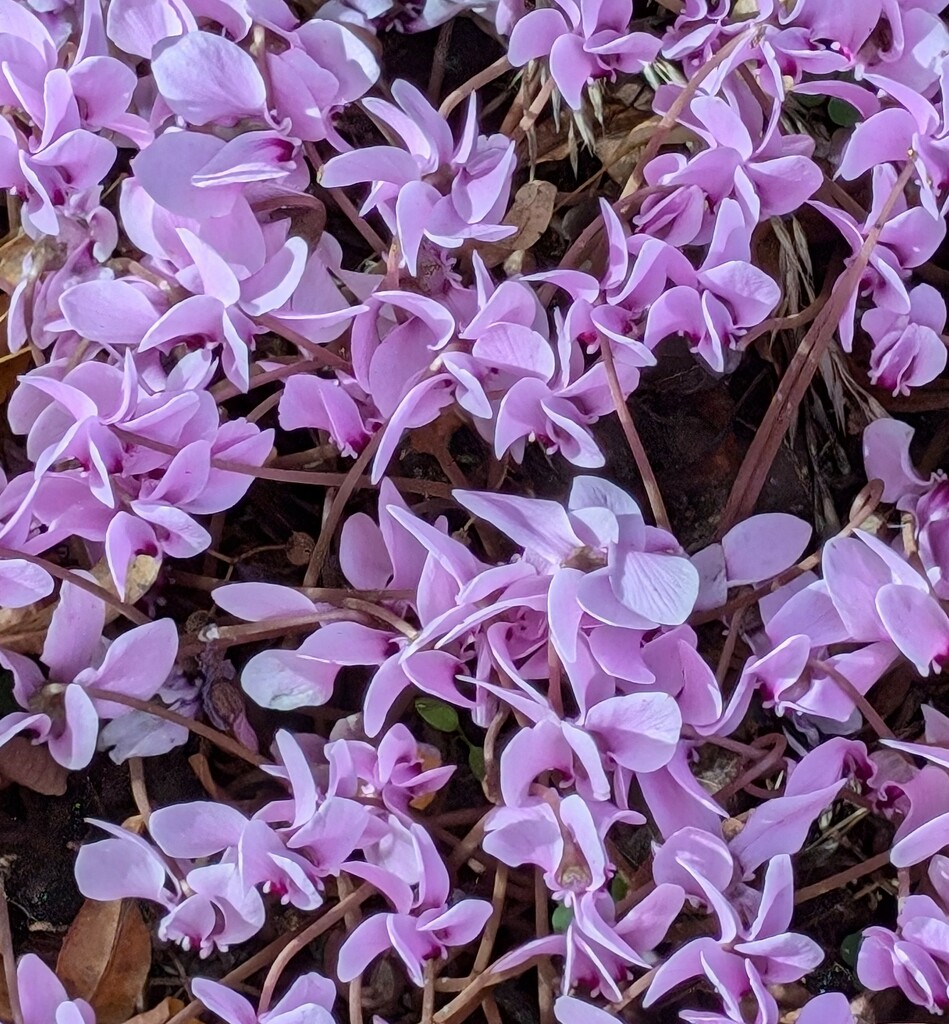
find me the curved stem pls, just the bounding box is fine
[84,687,267,767]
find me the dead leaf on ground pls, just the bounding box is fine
[125,997,202,1024]
[0,232,33,293]
[56,900,152,1024]
[478,180,557,268]
[0,291,32,404]
[0,737,67,795]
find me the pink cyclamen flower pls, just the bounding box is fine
[865,283,948,396]
[192,972,337,1024]
[0,578,177,769]
[320,80,516,275]
[337,822,492,985]
[507,0,661,109]
[858,856,949,1014]
[645,855,823,1020]
[15,953,97,1024]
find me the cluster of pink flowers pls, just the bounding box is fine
[0,0,949,1022]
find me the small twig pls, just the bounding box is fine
[304,432,381,587]
[691,479,884,626]
[257,883,374,1014]
[713,733,787,804]
[448,815,489,871]
[600,341,670,530]
[625,26,761,193]
[439,56,513,119]
[341,597,417,638]
[512,78,555,143]
[165,929,309,1024]
[336,875,364,1024]
[115,425,454,499]
[534,868,555,1024]
[422,960,437,1024]
[808,658,895,740]
[307,142,389,256]
[178,609,370,657]
[717,160,915,534]
[471,866,507,976]
[609,965,659,1013]
[84,687,267,768]
[0,547,150,626]
[432,955,548,1024]
[128,756,152,825]
[0,878,23,1024]
[795,853,893,904]
[715,605,748,686]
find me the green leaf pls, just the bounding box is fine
[468,746,486,780]
[610,874,629,902]
[551,904,573,933]
[828,98,861,128]
[840,931,863,968]
[415,697,459,733]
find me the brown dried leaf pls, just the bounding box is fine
[0,232,33,293]
[0,736,67,795]
[0,292,32,404]
[125,998,200,1024]
[56,900,151,1024]
[478,180,557,269]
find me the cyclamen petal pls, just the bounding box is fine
[152,33,266,126]
[876,583,949,675]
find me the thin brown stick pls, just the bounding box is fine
[178,609,369,657]
[116,426,454,497]
[128,756,152,825]
[439,56,513,118]
[609,964,659,1013]
[337,874,364,1024]
[691,479,884,626]
[257,883,374,1014]
[448,815,489,871]
[600,341,670,530]
[808,658,895,740]
[210,359,322,402]
[304,432,381,587]
[84,687,267,767]
[512,78,555,143]
[534,869,555,1024]
[625,25,761,192]
[471,866,507,976]
[0,878,23,1024]
[166,930,306,1024]
[258,316,351,370]
[794,851,891,905]
[432,955,548,1024]
[715,604,747,686]
[422,960,437,1024]
[0,547,150,626]
[717,160,915,534]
